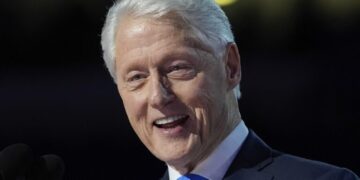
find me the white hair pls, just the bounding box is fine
[101,0,241,98]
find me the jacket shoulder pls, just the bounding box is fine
[264,153,359,180]
[225,130,359,180]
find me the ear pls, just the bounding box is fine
[223,43,241,91]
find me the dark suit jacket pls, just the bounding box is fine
[161,130,359,180]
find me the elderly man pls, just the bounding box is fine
[100,0,358,179]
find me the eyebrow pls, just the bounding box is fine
[117,48,199,77]
[182,36,213,54]
[162,49,197,61]
[116,36,213,77]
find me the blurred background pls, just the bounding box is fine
[1,0,359,179]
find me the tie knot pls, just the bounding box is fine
[177,173,208,180]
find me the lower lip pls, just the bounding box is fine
[154,117,189,136]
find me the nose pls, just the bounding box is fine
[149,76,175,109]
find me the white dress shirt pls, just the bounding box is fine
[167,120,249,180]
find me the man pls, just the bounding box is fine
[100,0,359,179]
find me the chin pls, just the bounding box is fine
[156,148,188,163]
[152,142,196,168]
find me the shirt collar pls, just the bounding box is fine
[168,120,249,180]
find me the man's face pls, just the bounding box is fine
[114,17,235,169]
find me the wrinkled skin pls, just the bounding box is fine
[114,16,241,173]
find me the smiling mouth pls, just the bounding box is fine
[153,115,189,129]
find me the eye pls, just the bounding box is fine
[128,74,144,81]
[168,64,190,72]
[124,72,148,90]
[126,71,147,82]
[166,63,196,79]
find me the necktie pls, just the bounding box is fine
[177,173,208,180]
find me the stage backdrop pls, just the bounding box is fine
[1,0,359,179]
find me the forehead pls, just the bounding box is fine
[115,16,213,57]
[116,17,178,49]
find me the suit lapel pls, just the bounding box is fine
[224,130,275,180]
[160,170,169,180]
[160,130,276,180]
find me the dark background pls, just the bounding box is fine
[1,0,359,179]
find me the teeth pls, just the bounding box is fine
[154,115,187,125]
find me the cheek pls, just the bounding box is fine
[173,72,227,130]
[122,95,152,146]
[174,72,224,107]
[172,73,222,125]
[119,91,148,130]
[123,97,142,119]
